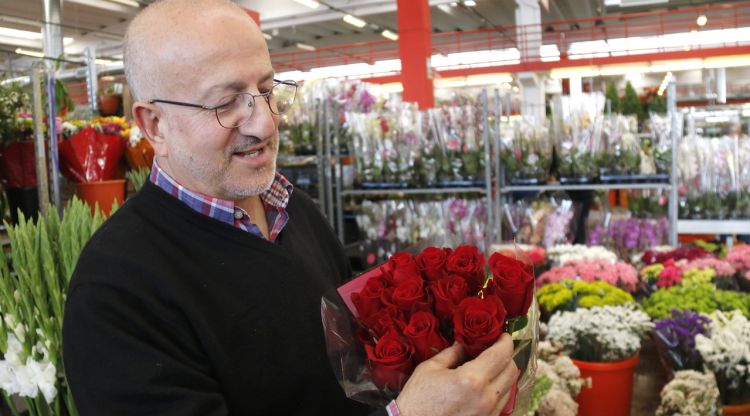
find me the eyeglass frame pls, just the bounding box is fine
[148,79,298,128]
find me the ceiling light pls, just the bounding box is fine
[295,42,315,51]
[696,15,707,27]
[381,30,398,41]
[464,0,477,6]
[15,48,44,58]
[109,0,140,7]
[0,27,41,40]
[262,32,272,40]
[293,0,320,9]
[343,14,367,28]
[450,2,458,6]
[63,37,74,45]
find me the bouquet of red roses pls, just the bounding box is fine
[321,245,538,414]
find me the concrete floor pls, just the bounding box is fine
[630,337,669,416]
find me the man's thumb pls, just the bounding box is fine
[427,342,464,369]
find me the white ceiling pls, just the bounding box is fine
[0,0,738,76]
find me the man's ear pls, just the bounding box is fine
[133,101,168,157]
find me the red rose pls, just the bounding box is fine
[362,305,406,338]
[351,274,390,320]
[365,330,414,392]
[453,296,507,359]
[487,252,535,319]
[388,252,421,284]
[416,247,452,282]
[403,311,449,363]
[445,245,486,293]
[389,275,430,316]
[428,274,470,322]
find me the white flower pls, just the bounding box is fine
[696,311,750,385]
[547,304,653,362]
[548,244,617,265]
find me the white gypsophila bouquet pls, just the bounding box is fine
[547,244,617,266]
[695,311,750,405]
[656,370,721,416]
[547,304,653,362]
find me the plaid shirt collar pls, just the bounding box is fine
[149,161,293,241]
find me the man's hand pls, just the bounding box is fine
[395,333,518,416]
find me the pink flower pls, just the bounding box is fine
[682,258,736,278]
[657,266,682,288]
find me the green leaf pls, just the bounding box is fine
[509,316,529,333]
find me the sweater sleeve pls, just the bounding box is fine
[63,283,228,416]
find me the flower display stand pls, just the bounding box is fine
[75,179,126,216]
[572,353,640,416]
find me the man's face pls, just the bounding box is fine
[154,10,279,200]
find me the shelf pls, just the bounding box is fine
[678,220,750,235]
[342,187,488,196]
[502,183,672,192]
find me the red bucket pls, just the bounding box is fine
[572,353,640,416]
[75,179,126,216]
[724,402,750,416]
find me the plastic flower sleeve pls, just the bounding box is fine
[322,247,539,415]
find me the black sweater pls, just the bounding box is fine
[63,181,378,416]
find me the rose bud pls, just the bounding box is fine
[416,247,452,282]
[403,311,449,363]
[453,296,507,359]
[487,252,534,319]
[365,330,415,392]
[445,245,486,293]
[428,274,469,322]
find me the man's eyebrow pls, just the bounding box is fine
[259,70,275,84]
[203,71,276,101]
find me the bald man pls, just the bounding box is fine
[62,1,518,415]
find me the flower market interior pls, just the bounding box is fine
[1,0,750,415]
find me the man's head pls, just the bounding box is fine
[126,0,280,200]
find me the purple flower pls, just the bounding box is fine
[654,309,711,371]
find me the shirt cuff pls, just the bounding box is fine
[386,400,401,416]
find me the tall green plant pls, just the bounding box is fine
[622,81,645,123]
[0,198,105,416]
[126,168,150,192]
[605,82,622,114]
[0,79,31,145]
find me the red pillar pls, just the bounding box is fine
[243,8,260,25]
[396,0,434,109]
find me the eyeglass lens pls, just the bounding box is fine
[215,82,297,128]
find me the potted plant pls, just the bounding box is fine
[59,117,128,215]
[536,279,635,320]
[696,311,750,414]
[97,84,121,116]
[547,304,653,416]
[656,370,722,416]
[642,282,750,320]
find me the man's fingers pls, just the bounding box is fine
[460,333,514,377]
[426,342,465,369]
[490,367,520,415]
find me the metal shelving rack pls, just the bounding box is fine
[325,90,496,250]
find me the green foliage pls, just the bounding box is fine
[621,81,645,123]
[647,93,667,114]
[526,375,554,416]
[126,168,150,192]
[0,79,31,144]
[0,198,105,415]
[605,82,622,114]
[642,283,750,319]
[537,279,635,315]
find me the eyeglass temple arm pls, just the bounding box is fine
[149,99,212,110]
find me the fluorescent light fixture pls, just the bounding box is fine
[262,32,272,40]
[0,76,29,85]
[293,0,320,8]
[450,2,458,6]
[15,48,44,58]
[95,58,113,65]
[464,0,477,6]
[0,27,41,40]
[110,0,139,7]
[343,14,367,28]
[295,42,315,51]
[438,4,452,13]
[381,30,398,41]
[697,15,707,27]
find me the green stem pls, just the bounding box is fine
[1,392,21,416]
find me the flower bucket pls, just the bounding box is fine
[98,93,121,116]
[75,179,125,216]
[724,402,750,416]
[572,353,640,416]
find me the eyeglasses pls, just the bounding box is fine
[149,79,298,129]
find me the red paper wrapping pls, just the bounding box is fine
[59,127,126,183]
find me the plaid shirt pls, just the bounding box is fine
[149,161,293,242]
